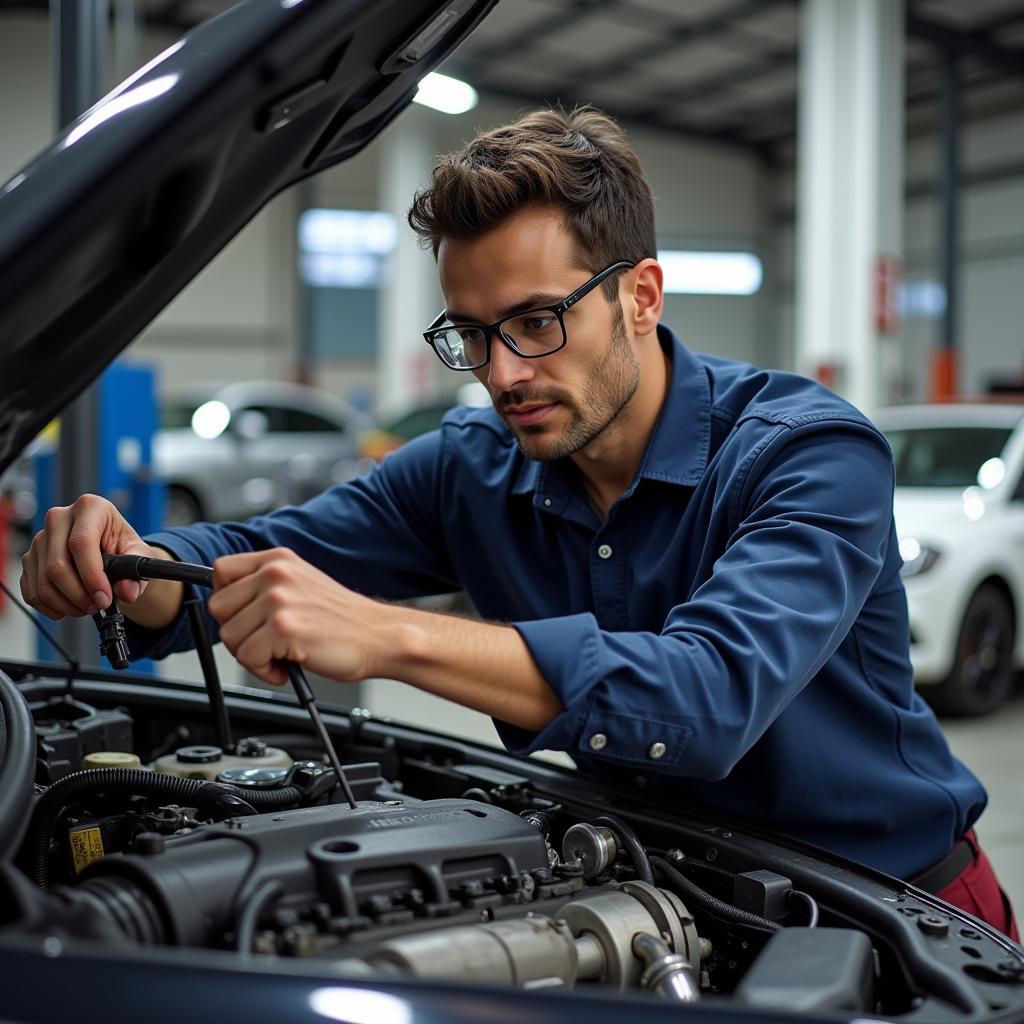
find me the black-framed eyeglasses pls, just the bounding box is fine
[422,260,634,371]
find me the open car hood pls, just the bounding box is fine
[0,0,497,472]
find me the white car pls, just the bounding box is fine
[874,403,1024,715]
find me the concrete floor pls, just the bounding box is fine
[0,557,1021,913]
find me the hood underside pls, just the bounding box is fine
[0,0,497,472]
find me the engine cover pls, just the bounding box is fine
[74,798,551,947]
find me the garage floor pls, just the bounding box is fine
[0,561,1021,919]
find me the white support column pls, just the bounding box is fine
[376,107,443,419]
[795,0,905,414]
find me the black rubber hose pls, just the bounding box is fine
[30,768,302,888]
[593,814,655,884]
[0,670,38,859]
[651,855,782,934]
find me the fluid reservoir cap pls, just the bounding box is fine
[234,737,268,758]
[175,745,223,764]
[218,766,289,788]
[83,751,141,770]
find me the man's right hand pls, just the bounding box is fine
[19,493,182,629]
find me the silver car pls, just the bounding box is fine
[156,380,374,525]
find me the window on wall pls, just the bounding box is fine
[900,279,946,320]
[657,249,763,296]
[298,209,398,359]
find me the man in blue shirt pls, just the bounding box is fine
[20,107,1017,937]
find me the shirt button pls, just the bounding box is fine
[648,741,667,760]
[597,544,613,559]
[543,498,552,507]
[588,733,608,751]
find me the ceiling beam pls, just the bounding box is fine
[627,42,796,123]
[458,75,762,155]
[554,0,776,88]
[460,0,619,63]
[907,10,1024,78]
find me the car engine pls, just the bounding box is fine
[2,672,1023,1021]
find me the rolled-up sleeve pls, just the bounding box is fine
[498,424,895,779]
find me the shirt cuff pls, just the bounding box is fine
[498,613,692,770]
[496,613,602,755]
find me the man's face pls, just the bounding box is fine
[437,206,639,462]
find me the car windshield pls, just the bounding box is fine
[884,426,1013,487]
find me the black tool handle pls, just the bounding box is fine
[103,553,213,589]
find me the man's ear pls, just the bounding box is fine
[625,258,663,338]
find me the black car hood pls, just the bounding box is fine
[0,0,496,472]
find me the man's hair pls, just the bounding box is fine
[407,106,656,292]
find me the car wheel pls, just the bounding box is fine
[927,584,1016,717]
[164,485,203,527]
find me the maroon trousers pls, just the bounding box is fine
[920,831,1019,942]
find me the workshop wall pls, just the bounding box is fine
[773,105,1024,408]
[0,14,53,186]
[902,108,1024,402]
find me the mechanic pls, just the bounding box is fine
[21,107,1018,940]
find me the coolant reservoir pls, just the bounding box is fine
[153,738,291,780]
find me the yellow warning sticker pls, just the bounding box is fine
[69,826,105,874]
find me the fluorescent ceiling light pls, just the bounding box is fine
[413,72,477,115]
[658,250,762,296]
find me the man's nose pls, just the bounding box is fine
[485,335,535,392]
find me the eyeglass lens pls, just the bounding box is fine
[434,310,566,368]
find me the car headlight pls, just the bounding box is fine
[898,536,941,578]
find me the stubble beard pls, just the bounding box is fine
[497,302,641,462]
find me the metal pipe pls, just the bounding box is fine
[935,43,962,399]
[52,0,108,668]
[633,932,700,1002]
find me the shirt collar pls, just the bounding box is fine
[637,324,711,487]
[511,323,711,500]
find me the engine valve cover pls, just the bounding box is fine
[75,798,550,946]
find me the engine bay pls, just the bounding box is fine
[1,664,1023,1021]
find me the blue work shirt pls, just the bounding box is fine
[141,325,986,879]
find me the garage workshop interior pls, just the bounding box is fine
[0,2,1023,1022]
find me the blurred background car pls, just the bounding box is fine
[876,403,1024,716]
[156,380,374,525]
[359,381,490,461]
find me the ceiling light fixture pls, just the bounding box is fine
[413,71,477,115]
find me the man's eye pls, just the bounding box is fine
[522,315,556,332]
